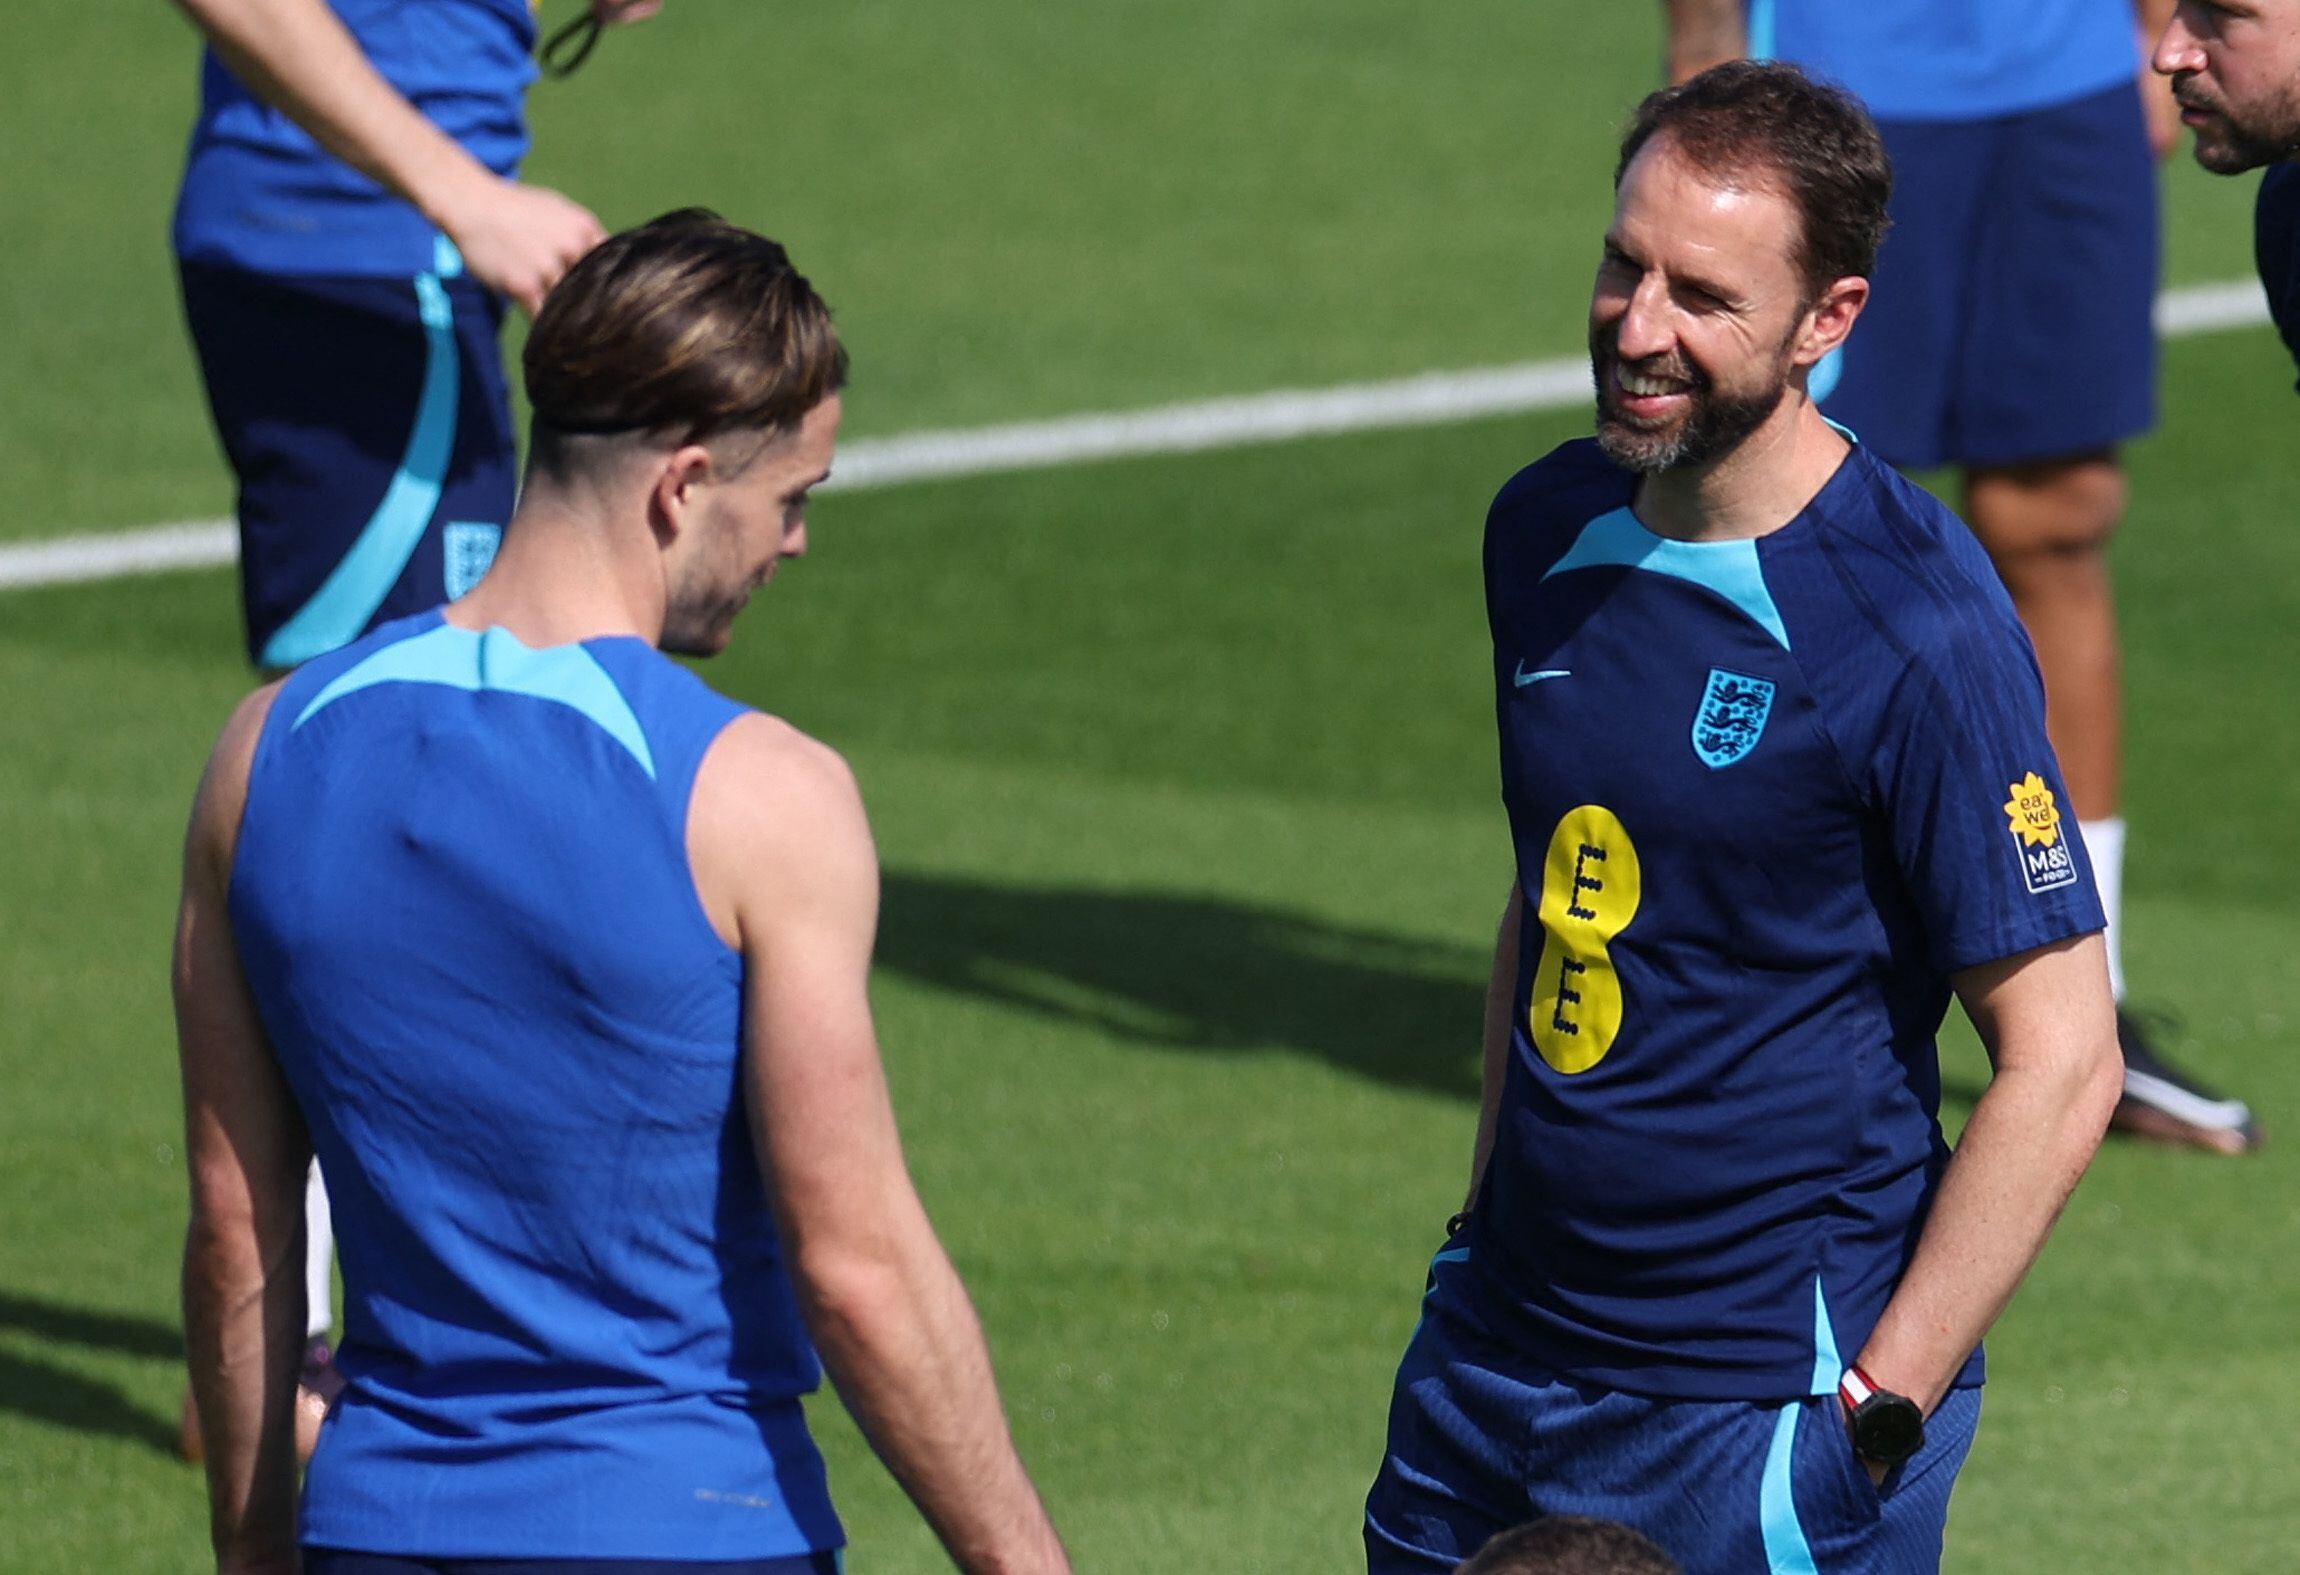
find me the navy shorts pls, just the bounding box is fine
[1365,1294,1982,1574]
[180,254,517,669]
[1820,80,2159,470]
[305,1553,841,1575]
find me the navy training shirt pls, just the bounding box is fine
[2255,163,2300,391]
[1452,439,2105,1402]
[230,612,844,1559]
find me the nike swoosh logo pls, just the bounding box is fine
[1513,664,1571,687]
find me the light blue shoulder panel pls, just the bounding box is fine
[1541,506,1792,651]
[293,623,656,778]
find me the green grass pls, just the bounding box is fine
[6,329,2300,1569]
[0,1,2264,539]
[4,4,2299,1569]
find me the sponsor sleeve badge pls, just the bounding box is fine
[2003,771,2078,894]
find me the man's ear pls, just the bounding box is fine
[1796,275,1869,367]
[648,443,717,549]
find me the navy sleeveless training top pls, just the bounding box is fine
[230,611,844,1560]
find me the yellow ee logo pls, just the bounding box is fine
[2003,772,2062,848]
[1529,804,1643,1074]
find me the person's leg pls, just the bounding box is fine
[1954,81,2256,1153]
[1365,1290,1530,1573]
[1961,453,2124,823]
[176,256,514,673]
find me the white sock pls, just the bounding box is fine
[2082,816,2127,1003]
[304,1160,335,1342]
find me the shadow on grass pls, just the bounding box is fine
[0,1290,182,1456]
[876,871,1486,1099]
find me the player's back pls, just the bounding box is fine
[229,612,843,1561]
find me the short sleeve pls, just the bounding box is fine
[1867,610,2106,975]
[2255,164,2300,396]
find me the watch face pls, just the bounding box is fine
[1856,1395,1925,1464]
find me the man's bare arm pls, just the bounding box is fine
[2135,0,2185,158]
[1852,933,2122,1416]
[177,684,309,1575]
[167,0,618,311]
[693,716,1069,1575]
[1662,0,1749,84]
[1465,883,1524,1212]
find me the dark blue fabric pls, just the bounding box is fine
[1365,1292,1982,1574]
[175,0,536,278]
[308,1554,840,1575]
[2254,163,2300,392]
[1755,0,2134,121]
[232,615,843,1561]
[1821,82,2160,470]
[1461,439,2102,1401]
[179,260,516,668]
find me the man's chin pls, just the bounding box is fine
[1594,417,1689,475]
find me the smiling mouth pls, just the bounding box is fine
[1615,365,1694,398]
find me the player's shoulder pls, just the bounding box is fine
[1487,438,1635,559]
[690,713,875,934]
[191,678,290,874]
[695,712,867,845]
[1794,443,2028,667]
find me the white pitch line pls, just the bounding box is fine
[0,276,2272,594]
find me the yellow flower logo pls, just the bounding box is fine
[2003,772,2062,849]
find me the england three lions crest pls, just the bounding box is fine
[1692,669,1776,769]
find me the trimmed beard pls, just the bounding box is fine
[2175,75,2300,174]
[1590,334,1796,475]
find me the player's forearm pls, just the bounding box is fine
[1855,1049,2118,1414]
[182,1210,305,1568]
[171,0,501,236]
[1465,885,1524,1211]
[1661,0,1748,83]
[801,1212,1070,1575]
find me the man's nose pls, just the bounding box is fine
[2152,11,2203,77]
[1613,277,1675,363]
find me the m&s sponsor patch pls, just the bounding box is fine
[2003,771,2077,895]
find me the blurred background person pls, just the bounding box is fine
[166,0,658,1460]
[1663,0,2260,1154]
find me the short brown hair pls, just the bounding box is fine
[1615,60,1891,298]
[524,208,847,471]
[1457,1516,1680,1575]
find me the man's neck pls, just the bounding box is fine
[1631,397,1851,543]
[445,486,668,650]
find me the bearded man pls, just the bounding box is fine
[1361,63,2121,1575]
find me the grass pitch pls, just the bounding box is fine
[3,3,2298,1570]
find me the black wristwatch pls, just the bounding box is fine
[1838,1365,1925,1467]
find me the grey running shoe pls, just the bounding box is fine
[2109,1008,2260,1155]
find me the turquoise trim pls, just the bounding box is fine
[1425,1244,1471,1299]
[1759,1403,1821,1575]
[1808,347,1844,405]
[1810,1275,1844,1395]
[432,232,466,280]
[261,270,461,668]
[294,623,656,778]
[1542,507,1793,651]
[1747,0,1777,62]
